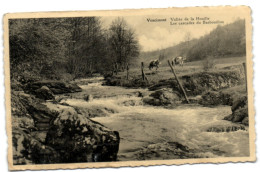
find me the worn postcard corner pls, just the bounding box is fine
[4,6,255,171]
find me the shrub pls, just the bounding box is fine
[202,56,216,71]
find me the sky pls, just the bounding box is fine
[101,11,245,52]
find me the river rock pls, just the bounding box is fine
[12,115,35,132]
[231,107,248,122]
[135,91,144,97]
[144,88,180,106]
[231,95,247,112]
[12,91,57,131]
[12,128,60,165]
[11,92,60,164]
[136,142,195,160]
[121,99,143,106]
[45,108,120,163]
[206,125,246,132]
[11,80,24,91]
[34,86,55,100]
[142,96,161,106]
[25,80,82,95]
[242,117,249,126]
[224,95,248,125]
[11,92,36,131]
[84,94,93,102]
[200,91,223,106]
[134,91,149,97]
[75,106,110,118]
[199,91,233,106]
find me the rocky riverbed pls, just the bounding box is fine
[10,71,249,164]
[11,80,120,165]
[62,76,249,161]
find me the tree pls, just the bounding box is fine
[9,18,65,82]
[9,16,141,82]
[184,32,192,49]
[108,17,140,70]
[65,17,108,78]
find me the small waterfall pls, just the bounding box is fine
[62,77,249,160]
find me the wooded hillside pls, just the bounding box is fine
[140,19,246,62]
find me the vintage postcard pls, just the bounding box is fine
[4,6,255,170]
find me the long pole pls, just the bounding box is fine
[126,63,129,80]
[168,60,189,104]
[141,62,149,83]
[243,62,247,92]
[141,62,145,80]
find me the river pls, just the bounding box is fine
[61,77,249,161]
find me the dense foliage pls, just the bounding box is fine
[9,17,140,82]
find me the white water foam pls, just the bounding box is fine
[64,78,250,158]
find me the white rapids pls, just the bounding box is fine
[63,77,249,160]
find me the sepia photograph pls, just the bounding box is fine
[3,6,255,170]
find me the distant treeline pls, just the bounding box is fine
[9,17,139,82]
[140,19,246,63]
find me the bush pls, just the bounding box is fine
[202,56,216,71]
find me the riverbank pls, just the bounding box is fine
[103,62,248,125]
[10,67,249,164]
[62,77,249,160]
[11,79,120,165]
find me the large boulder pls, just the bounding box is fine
[225,107,248,122]
[11,91,57,131]
[143,88,180,106]
[11,92,36,131]
[12,115,35,132]
[45,108,120,163]
[242,117,249,126]
[25,80,82,95]
[11,92,61,165]
[199,91,233,106]
[224,96,248,125]
[199,91,223,106]
[143,96,161,106]
[12,128,60,165]
[34,86,55,100]
[231,95,247,112]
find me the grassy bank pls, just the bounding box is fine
[104,56,246,94]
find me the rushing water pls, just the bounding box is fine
[63,77,249,160]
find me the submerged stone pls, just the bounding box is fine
[136,142,196,160]
[84,94,93,102]
[206,125,246,132]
